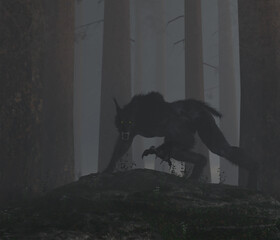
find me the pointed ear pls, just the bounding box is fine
[113,98,121,114]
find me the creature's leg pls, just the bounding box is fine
[142,143,207,180]
[196,112,259,188]
[103,135,134,173]
[171,147,207,180]
[196,112,258,170]
[195,112,229,155]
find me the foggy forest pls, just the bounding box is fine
[1,0,280,239]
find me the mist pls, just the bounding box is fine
[74,0,241,185]
[1,0,280,238]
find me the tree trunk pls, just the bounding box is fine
[98,0,132,172]
[152,0,167,172]
[132,0,145,170]
[0,0,75,203]
[74,1,103,177]
[185,0,211,181]
[41,0,75,191]
[218,0,239,186]
[132,0,167,172]
[238,0,280,196]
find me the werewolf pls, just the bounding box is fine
[104,92,257,184]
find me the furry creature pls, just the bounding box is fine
[104,92,257,182]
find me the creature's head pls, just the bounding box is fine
[114,98,135,141]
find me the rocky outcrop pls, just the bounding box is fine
[1,169,280,239]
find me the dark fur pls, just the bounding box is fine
[105,92,257,184]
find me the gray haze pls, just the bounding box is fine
[74,0,240,184]
[201,0,240,184]
[74,0,104,177]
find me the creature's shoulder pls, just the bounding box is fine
[145,91,165,102]
[130,92,165,105]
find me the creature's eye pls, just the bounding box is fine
[128,121,132,124]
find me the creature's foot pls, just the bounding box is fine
[187,156,207,181]
[103,163,116,174]
[163,158,173,168]
[102,167,114,174]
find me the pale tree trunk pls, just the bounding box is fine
[238,0,280,195]
[74,1,103,177]
[73,39,83,179]
[73,0,84,179]
[98,0,132,172]
[218,0,239,186]
[132,0,145,170]
[154,0,166,96]
[132,0,167,172]
[153,0,167,172]
[185,0,211,181]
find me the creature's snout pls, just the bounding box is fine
[121,132,130,141]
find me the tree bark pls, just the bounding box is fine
[185,0,211,181]
[0,0,75,203]
[98,0,132,172]
[41,0,75,190]
[238,0,280,196]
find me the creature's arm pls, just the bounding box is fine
[103,134,134,173]
[142,143,173,167]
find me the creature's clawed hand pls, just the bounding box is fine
[142,146,157,159]
[142,146,172,167]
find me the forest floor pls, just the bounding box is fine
[0,169,280,240]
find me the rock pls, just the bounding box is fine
[1,169,280,239]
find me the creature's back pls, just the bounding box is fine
[124,92,172,130]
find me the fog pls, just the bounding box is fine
[74,0,240,184]
[2,0,280,237]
